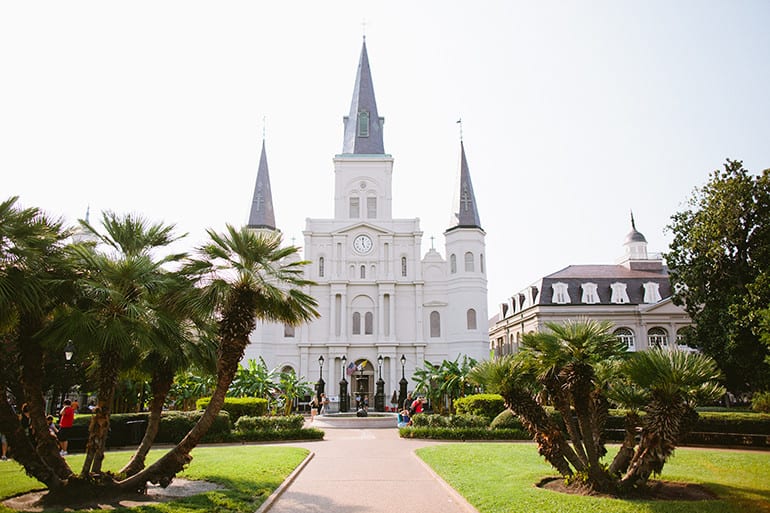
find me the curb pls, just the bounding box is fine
[254,450,315,513]
[412,450,480,513]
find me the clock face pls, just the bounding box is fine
[353,234,373,254]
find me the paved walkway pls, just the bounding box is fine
[261,427,478,513]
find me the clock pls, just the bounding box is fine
[353,234,373,254]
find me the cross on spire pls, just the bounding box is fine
[430,235,435,250]
[456,117,463,141]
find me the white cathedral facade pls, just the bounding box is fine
[242,39,489,409]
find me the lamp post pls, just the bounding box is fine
[61,340,75,412]
[316,355,325,401]
[398,354,408,411]
[339,355,349,412]
[375,354,385,412]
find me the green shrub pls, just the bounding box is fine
[490,409,525,430]
[196,397,268,422]
[454,394,505,421]
[411,413,488,429]
[399,426,528,440]
[235,427,324,442]
[235,415,305,432]
[751,391,770,413]
[157,411,231,443]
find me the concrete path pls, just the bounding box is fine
[261,427,478,513]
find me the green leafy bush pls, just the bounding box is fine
[490,409,525,430]
[235,427,324,442]
[196,397,268,421]
[453,394,505,421]
[411,413,488,429]
[235,415,305,432]
[751,391,770,413]
[157,411,231,443]
[399,426,528,440]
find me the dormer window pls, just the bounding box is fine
[357,111,370,137]
[551,282,571,304]
[643,282,662,303]
[581,283,600,304]
[610,282,630,304]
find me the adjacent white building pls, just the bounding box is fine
[243,39,489,407]
[489,216,692,356]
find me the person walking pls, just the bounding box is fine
[58,399,75,455]
[1,432,8,461]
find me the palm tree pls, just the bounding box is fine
[468,355,576,477]
[120,272,218,476]
[519,319,628,489]
[59,211,190,477]
[119,225,318,491]
[616,349,724,489]
[276,369,312,416]
[0,197,75,488]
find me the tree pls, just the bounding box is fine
[666,160,770,392]
[229,357,278,399]
[59,211,192,477]
[119,225,318,492]
[413,356,477,413]
[275,369,312,416]
[0,197,76,488]
[468,319,723,494]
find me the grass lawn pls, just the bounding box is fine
[417,443,770,513]
[0,445,309,513]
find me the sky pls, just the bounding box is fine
[2,1,769,316]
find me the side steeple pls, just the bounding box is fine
[447,141,482,231]
[342,38,385,155]
[247,139,277,231]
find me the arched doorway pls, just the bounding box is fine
[353,359,374,409]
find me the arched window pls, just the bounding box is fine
[401,256,407,277]
[360,265,366,279]
[430,311,441,337]
[464,251,474,272]
[357,111,370,137]
[614,327,635,350]
[364,312,373,334]
[318,257,325,278]
[283,324,295,338]
[648,327,668,348]
[352,312,361,335]
[466,308,477,330]
[367,196,377,218]
[450,254,457,274]
[349,197,360,218]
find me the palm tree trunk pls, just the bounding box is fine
[18,318,73,483]
[547,383,589,468]
[119,287,258,492]
[0,397,65,489]
[120,365,174,476]
[81,351,121,477]
[609,411,639,476]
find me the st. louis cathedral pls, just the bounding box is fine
[242,39,488,410]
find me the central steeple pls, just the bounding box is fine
[342,38,385,155]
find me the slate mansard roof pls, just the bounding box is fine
[534,264,672,306]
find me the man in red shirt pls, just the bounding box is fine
[58,399,75,455]
[410,396,424,415]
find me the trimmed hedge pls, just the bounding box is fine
[411,413,489,429]
[399,426,529,440]
[454,394,505,421]
[235,414,305,432]
[235,427,325,442]
[752,392,770,413]
[196,397,268,421]
[490,409,524,430]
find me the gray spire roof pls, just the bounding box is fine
[624,211,647,244]
[342,39,385,154]
[448,141,483,231]
[247,140,276,230]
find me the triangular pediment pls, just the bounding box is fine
[639,297,687,314]
[333,222,392,236]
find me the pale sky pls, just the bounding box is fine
[2,1,769,315]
